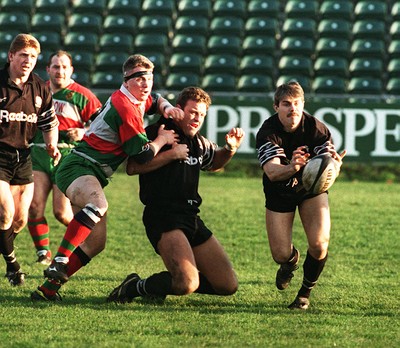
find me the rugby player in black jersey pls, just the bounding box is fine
[107,86,244,303]
[256,81,345,310]
[0,34,60,286]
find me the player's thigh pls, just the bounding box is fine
[158,230,198,279]
[66,175,108,214]
[299,193,330,257]
[266,209,296,261]
[11,183,34,232]
[79,213,107,258]
[30,170,52,215]
[193,235,237,291]
[0,180,15,227]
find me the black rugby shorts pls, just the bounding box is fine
[143,207,213,254]
[0,146,33,185]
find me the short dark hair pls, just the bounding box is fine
[9,33,40,55]
[176,86,212,109]
[47,50,73,67]
[274,81,304,107]
[122,54,154,76]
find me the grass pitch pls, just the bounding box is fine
[0,173,399,347]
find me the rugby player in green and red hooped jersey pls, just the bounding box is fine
[28,50,102,266]
[31,54,184,301]
[0,34,61,287]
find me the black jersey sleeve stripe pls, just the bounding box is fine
[37,107,59,132]
[314,141,335,155]
[257,142,286,167]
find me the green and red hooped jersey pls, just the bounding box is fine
[77,85,157,172]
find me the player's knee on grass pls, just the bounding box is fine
[172,272,200,295]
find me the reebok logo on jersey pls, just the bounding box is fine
[0,109,38,123]
[184,156,203,166]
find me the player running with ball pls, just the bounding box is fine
[256,81,345,310]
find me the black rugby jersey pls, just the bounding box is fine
[0,63,58,149]
[139,118,217,212]
[256,112,334,193]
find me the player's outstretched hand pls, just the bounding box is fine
[225,127,245,151]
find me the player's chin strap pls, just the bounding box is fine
[124,70,152,82]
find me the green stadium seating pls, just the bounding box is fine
[212,0,247,19]
[91,72,122,89]
[1,0,34,15]
[387,58,400,78]
[134,34,169,54]
[389,21,400,40]
[315,37,350,59]
[242,36,276,55]
[312,76,347,94]
[68,14,102,35]
[318,19,352,40]
[247,0,279,18]
[177,0,211,18]
[282,18,317,39]
[169,53,203,75]
[142,0,175,17]
[31,32,61,52]
[138,15,172,35]
[143,52,166,74]
[35,0,68,14]
[278,56,313,77]
[174,16,209,36]
[387,39,400,59]
[107,0,141,16]
[313,57,349,78]
[207,35,242,56]
[351,39,386,59]
[202,73,236,92]
[210,17,245,37]
[99,33,133,53]
[35,50,53,69]
[237,75,273,93]
[103,15,138,34]
[0,31,17,50]
[386,78,400,95]
[239,55,274,75]
[71,71,90,86]
[347,77,383,95]
[349,58,383,78]
[0,12,30,32]
[204,54,239,75]
[171,34,207,55]
[352,20,386,41]
[280,37,315,57]
[165,73,200,90]
[354,1,387,21]
[245,17,278,37]
[391,2,400,21]
[95,52,128,72]
[70,51,95,72]
[31,13,65,33]
[71,0,106,15]
[319,1,353,21]
[284,0,318,19]
[0,49,8,66]
[34,68,48,81]
[63,32,98,53]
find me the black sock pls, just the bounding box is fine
[287,246,299,265]
[74,246,91,266]
[195,273,217,295]
[130,271,173,297]
[0,227,20,272]
[297,251,328,298]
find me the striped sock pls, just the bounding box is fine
[28,217,50,254]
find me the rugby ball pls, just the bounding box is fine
[302,153,339,194]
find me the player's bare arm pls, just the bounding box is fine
[127,142,189,175]
[263,146,308,182]
[210,127,245,171]
[42,128,61,166]
[158,96,184,121]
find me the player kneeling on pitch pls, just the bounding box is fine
[107,87,244,303]
[256,81,345,310]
